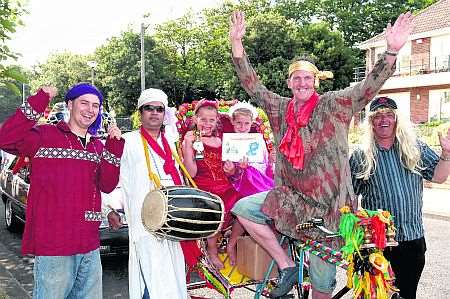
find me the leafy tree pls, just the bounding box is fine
[94,30,174,116]
[152,0,356,103]
[0,0,28,95]
[29,52,91,104]
[154,11,217,103]
[0,76,22,122]
[274,0,437,47]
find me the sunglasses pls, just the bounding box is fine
[142,105,165,113]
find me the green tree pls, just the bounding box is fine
[155,11,217,103]
[0,75,22,122]
[274,0,437,47]
[94,30,174,116]
[154,0,357,102]
[0,0,28,95]
[29,52,91,104]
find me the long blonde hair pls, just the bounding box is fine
[356,108,423,180]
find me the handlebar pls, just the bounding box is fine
[295,218,339,238]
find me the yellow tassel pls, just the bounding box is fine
[346,255,354,288]
[375,274,388,299]
[363,272,371,299]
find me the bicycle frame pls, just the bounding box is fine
[253,235,350,299]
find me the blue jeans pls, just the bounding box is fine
[33,248,102,299]
[309,253,337,293]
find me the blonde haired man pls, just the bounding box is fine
[350,96,450,299]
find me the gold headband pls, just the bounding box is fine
[288,60,334,87]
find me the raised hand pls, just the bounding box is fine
[230,10,246,58]
[41,86,58,99]
[230,11,246,41]
[107,122,122,140]
[385,12,414,53]
[183,131,196,146]
[438,127,450,157]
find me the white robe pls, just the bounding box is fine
[120,130,188,299]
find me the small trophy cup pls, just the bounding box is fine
[192,130,204,160]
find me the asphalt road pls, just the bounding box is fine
[1,199,450,298]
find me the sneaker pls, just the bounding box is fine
[269,266,299,298]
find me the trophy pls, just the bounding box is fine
[192,130,204,160]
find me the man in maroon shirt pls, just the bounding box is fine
[229,10,413,299]
[0,83,124,299]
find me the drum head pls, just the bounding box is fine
[141,189,167,232]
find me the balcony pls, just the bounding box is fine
[353,54,450,82]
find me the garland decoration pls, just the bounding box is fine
[338,206,399,298]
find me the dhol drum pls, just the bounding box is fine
[141,186,225,241]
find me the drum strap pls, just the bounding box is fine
[171,149,198,188]
[141,135,162,189]
[140,135,198,189]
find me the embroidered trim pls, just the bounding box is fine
[85,210,102,221]
[20,102,42,121]
[34,147,101,163]
[102,149,120,167]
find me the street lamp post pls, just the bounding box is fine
[140,14,150,92]
[87,60,98,85]
[140,23,146,92]
[22,83,26,104]
[86,60,107,110]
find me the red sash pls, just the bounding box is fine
[140,127,182,185]
[279,92,319,170]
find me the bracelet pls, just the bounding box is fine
[440,155,450,161]
[384,50,398,56]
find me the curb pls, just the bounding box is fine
[424,211,450,222]
[0,242,31,299]
[0,263,31,299]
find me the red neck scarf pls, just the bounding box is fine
[279,92,319,170]
[140,127,182,185]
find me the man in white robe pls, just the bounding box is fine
[107,88,188,299]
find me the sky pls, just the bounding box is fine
[9,0,224,67]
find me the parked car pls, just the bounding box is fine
[0,153,129,255]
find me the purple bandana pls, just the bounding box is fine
[65,82,103,135]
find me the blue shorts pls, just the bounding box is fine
[231,191,271,224]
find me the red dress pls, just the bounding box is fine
[194,144,240,227]
[182,144,241,268]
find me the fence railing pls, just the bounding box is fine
[115,117,132,132]
[353,54,450,82]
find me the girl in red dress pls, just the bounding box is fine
[182,99,240,269]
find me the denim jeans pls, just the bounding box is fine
[33,248,102,299]
[309,253,337,293]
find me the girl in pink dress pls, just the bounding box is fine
[223,102,275,265]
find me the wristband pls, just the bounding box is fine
[384,50,398,56]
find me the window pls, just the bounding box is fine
[429,89,450,121]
